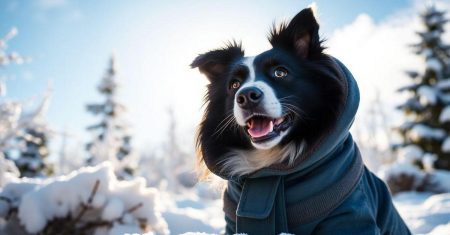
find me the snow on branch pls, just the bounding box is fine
[0,162,168,235]
[439,106,450,123]
[0,27,30,67]
[417,85,438,106]
[408,124,446,141]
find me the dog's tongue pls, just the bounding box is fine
[248,118,274,138]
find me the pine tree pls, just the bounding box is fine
[396,5,450,170]
[0,27,53,178]
[14,94,54,178]
[15,126,53,177]
[86,55,136,179]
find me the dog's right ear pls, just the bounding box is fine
[269,7,322,59]
[191,42,244,81]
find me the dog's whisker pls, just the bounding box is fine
[212,113,236,137]
[215,116,234,135]
[217,118,235,137]
[281,103,304,117]
[279,95,298,101]
[213,114,238,138]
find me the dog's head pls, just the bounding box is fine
[192,7,345,178]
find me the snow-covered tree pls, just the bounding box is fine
[0,27,28,154]
[0,27,42,183]
[14,93,54,178]
[396,5,450,170]
[0,27,53,178]
[86,55,136,180]
[386,6,450,194]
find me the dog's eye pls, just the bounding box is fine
[274,67,288,78]
[230,80,241,89]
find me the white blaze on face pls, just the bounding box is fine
[233,56,285,149]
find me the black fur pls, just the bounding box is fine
[192,7,346,177]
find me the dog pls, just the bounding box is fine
[191,6,411,235]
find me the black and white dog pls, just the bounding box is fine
[191,8,342,178]
[191,6,410,235]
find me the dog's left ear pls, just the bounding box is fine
[269,7,322,58]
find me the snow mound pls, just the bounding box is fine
[378,162,425,184]
[395,192,450,235]
[378,161,450,194]
[0,162,168,235]
[426,222,450,235]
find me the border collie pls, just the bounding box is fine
[191,8,342,178]
[191,6,411,235]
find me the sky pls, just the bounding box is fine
[0,0,448,155]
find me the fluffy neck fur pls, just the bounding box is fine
[218,141,306,177]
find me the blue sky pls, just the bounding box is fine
[0,0,417,152]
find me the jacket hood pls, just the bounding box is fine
[246,57,360,179]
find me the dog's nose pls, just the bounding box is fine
[236,87,264,109]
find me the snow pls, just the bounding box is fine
[108,223,142,235]
[0,162,169,234]
[409,124,446,141]
[160,191,225,235]
[426,223,450,235]
[426,58,443,72]
[92,193,107,208]
[426,14,445,26]
[431,170,450,193]
[422,153,437,172]
[398,145,423,163]
[439,106,450,123]
[0,27,28,67]
[102,197,125,221]
[418,85,438,105]
[378,162,425,184]
[394,192,450,234]
[0,154,19,187]
[442,137,450,153]
[436,79,450,90]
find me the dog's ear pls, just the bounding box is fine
[191,42,244,81]
[269,7,322,58]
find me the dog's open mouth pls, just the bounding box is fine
[245,114,292,143]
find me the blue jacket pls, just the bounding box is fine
[221,58,411,235]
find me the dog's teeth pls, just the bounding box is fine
[269,120,274,132]
[274,117,285,125]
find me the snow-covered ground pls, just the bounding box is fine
[161,192,224,235]
[160,190,450,235]
[394,192,450,235]
[2,163,450,234]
